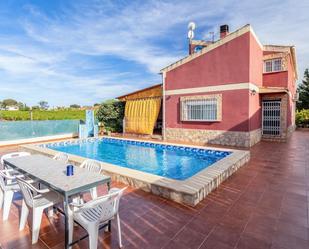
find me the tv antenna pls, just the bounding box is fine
[209,31,215,43]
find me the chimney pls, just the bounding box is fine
[220,24,229,39]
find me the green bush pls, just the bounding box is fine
[96,99,125,132]
[296,109,309,127]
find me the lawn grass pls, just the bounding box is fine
[0,110,86,121]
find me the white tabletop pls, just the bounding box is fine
[4,154,110,196]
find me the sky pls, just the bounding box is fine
[0,0,308,107]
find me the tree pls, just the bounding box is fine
[96,99,125,132]
[31,105,40,110]
[38,101,49,110]
[70,104,81,109]
[2,98,18,108]
[297,69,309,110]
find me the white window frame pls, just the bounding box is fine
[264,58,282,73]
[180,94,222,122]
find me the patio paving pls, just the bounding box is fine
[0,131,308,249]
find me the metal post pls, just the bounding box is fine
[64,194,69,249]
[122,118,125,135]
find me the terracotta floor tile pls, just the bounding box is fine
[275,219,309,241]
[272,231,309,249]
[199,235,235,249]
[162,239,190,249]
[204,225,241,247]
[236,234,272,249]
[173,226,206,248]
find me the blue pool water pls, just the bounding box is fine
[46,138,231,180]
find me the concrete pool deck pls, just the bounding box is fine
[20,136,249,206]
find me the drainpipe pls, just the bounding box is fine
[162,72,166,140]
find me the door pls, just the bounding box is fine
[262,100,281,136]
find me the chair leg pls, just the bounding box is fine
[32,207,43,244]
[19,200,29,231]
[88,225,99,249]
[0,189,3,209]
[2,190,14,221]
[116,214,123,248]
[90,187,98,200]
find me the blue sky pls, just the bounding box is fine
[0,0,308,107]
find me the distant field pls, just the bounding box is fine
[0,110,86,121]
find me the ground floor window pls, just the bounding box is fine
[180,94,222,122]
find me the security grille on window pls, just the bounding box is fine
[264,58,282,73]
[181,98,218,121]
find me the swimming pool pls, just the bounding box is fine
[45,138,231,180]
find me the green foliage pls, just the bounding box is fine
[0,110,85,121]
[70,104,81,109]
[31,106,40,110]
[295,109,309,127]
[96,99,125,132]
[297,69,309,110]
[2,99,18,107]
[38,100,49,110]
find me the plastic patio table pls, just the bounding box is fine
[4,154,111,249]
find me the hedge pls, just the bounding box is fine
[296,109,309,127]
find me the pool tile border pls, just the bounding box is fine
[20,136,250,206]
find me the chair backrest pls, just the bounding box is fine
[0,152,31,167]
[16,177,37,208]
[77,188,126,224]
[53,152,69,163]
[80,159,102,174]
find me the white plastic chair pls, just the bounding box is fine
[80,159,102,199]
[53,152,69,163]
[0,169,24,220]
[0,152,30,220]
[0,152,31,168]
[17,177,63,244]
[68,187,126,249]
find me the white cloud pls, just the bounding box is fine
[0,0,308,106]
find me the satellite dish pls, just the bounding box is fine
[187,22,196,40]
[194,45,204,53]
[188,30,194,40]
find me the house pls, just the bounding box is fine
[5,106,19,111]
[118,24,297,147]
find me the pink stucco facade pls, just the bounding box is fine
[164,31,263,133]
[162,25,297,147]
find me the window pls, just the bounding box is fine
[265,60,272,72]
[181,95,222,122]
[264,58,282,73]
[273,59,282,71]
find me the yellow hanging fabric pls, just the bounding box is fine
[125,97,161,135]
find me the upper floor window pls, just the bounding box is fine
[180,95,222,122]
[264,58,282,73]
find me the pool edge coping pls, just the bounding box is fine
[20,136,250,206]
[0,133,77,147]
